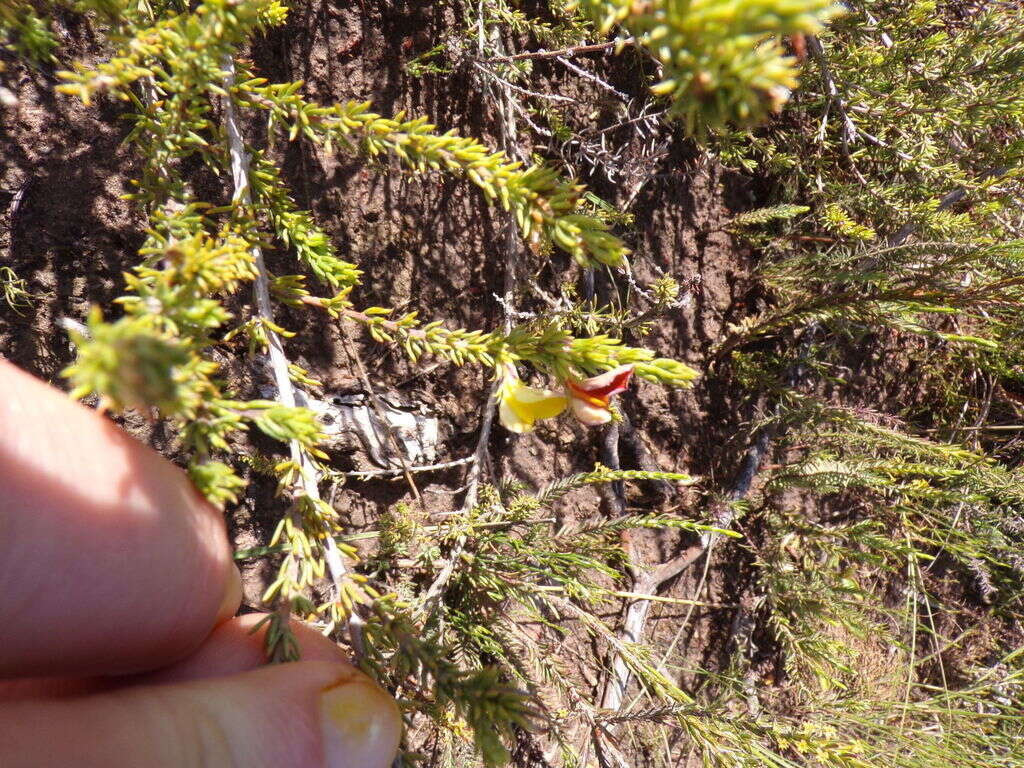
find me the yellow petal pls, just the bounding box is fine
[499,397,533,433]
[498,378,568,432]
[512,387,568,419]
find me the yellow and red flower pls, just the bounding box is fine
[564,364,634,426]
[497,363,635,432]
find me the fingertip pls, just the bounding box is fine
[216,564,243,624]
[149,614,352,683]
[320,672,403,768]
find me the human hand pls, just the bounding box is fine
[0,361,401,767]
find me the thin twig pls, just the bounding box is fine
[486,38,634,63]
[339,455,475,480]
[472,61,577,102]
[808,34,913,170]
[580,108,668,138]
[221,56,364,657]
[504,94,555,138]
[807,35,859,158]
[556,55,629,102]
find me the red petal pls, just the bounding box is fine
[575,364,634,399]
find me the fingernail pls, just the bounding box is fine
[217,563,243,622]
[320,674,402,768]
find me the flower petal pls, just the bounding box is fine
[498,377,568,433]
[499,397,533,433]
[574,364,634,399]
[565,381,609,408]
[569,396,612,426]
[514,383,566,405]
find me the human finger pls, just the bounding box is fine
[0,614,346,701]
[145,614,353,683]
[0,661,402,768]
[0,360,240,677]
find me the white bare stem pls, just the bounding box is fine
[556,55,629,102]
[340,455,476,480]
[602,590,652,712]
[599,551,698,712]
[472,61,577,103]
[221,56,364,656]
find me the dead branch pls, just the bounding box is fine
[340,455,475,480]
[599,325,818,716]
[486,38,634,63]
